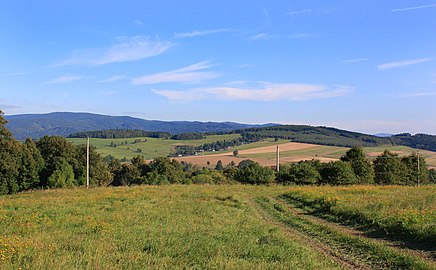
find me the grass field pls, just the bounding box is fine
[68,134,240,160]
[1,185,435,269]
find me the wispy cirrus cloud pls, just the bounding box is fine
[45,75,82,84]
[377,58,432,70]
[132,61,219,85]
[174,29,233,39]
[99,75,127,83]
[250,32,311,42]
[286,7,336,16]
[342,58,368,64]
[152,82,351,102]
[55,36,172,66]
[391,4,436,12]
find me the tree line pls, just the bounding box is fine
[1,111,435,195]
[69,129,171,139]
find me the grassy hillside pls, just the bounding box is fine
[236,125,394,147]
[68,134,240,160]
[1,185,434,269]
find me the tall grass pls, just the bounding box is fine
[0,185,341,269]
[283,185,436,245]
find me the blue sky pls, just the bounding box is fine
[1,1,435,134]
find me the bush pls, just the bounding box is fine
[47,158,75,188]
[234,161,276,185]
[319,161,357,185]
[278,161,320,185]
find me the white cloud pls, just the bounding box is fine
[99,75,127,83]
[174,29,233,39]
[250,33,311,42]
[45,75,82,84]
[55,36,172,66]
[342,58,368,64]
[377,58,432,70]
[152,82,351,102]
[250,33,270,41]
[132,61,219,85]
[391,4,436,12]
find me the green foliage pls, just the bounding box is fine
[233,149,239,156]
[215,160,224,171]
[0,111,21,194]
[234,125,393,148]
[37,136,79,186]
[234,161,276,185]
[69,129,171,139]
[429,169,436,183]
[319,161,358,185]
[17,139,45,190]
[391,133,436,152]
[401,153,429,185]
[47,158,75,188]
[171,132,205,140]
[341,147,375,184]
[278,161,320,185]
[146,157,185,184]
[373,150,407,185]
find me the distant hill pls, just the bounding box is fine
[232,125,436,152]
[233,125,393,147]
[4,112,276,140]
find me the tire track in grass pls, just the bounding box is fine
[276,196,436,265]
[248,199,365,270]
[255,197,435,270]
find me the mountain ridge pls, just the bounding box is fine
[4,112,277,140]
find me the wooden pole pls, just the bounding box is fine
[86,136,90,189]
[276,145,280,174]
[417,152,420,187]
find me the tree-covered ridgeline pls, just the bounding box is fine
[1,111,434,195]
[69,129,171,139]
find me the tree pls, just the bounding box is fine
[278,161,320,185]
[401,153,429,185]
[319,161,357,185]
[0,110,21,194]
[234,161,275,185]
[146,157,185,184]
[233,149,239,157]
[341,147,374,183]
[76,144,112,186]
[17,139,45,190]
[373,150,406,185]
[429,169,436,183]
[37,136,78,186]
[47,158,75,188]
[215,160,224,171]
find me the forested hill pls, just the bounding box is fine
[234,125,436,151]
[5,112,276,140]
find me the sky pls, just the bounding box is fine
[0,1,435,134]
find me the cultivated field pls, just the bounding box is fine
[68,135,436,169]
[1,185,435,269]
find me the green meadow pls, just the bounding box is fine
[1,185,435,269]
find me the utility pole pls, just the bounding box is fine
[276,145,280,174]
[86,136,90,189]
[417,151,420,187]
